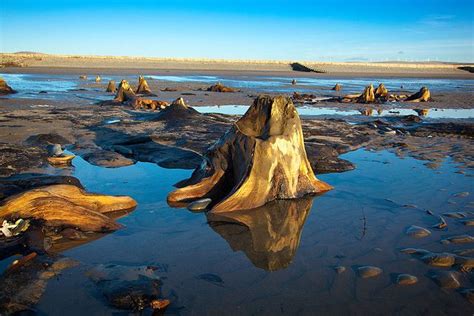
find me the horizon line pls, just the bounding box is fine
[2,52,473,66]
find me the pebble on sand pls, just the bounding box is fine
[396,274,418,285]
[442,212,467,219]
[421,252,455,267]
[334,266,346,274]
[357,266,382,278]
[432,216,447,229]
[430,271,461,289]
[459,219,474,226]
[399,248,430,256]
[405,225,431,238]
[187,198,212,211]
[460,289,474,304]
[441,235,474,244]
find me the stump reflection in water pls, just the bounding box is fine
[207,197,314,271]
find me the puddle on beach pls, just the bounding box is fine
[2,72,473,120]
[148,74,474,94]
[197,105,474,119]
[2,73,474,97]
[10,150,469,314]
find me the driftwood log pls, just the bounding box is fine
[0,184,137,232]
[167,95,332,213]
[0,78,16,95]
[406,87,431,102]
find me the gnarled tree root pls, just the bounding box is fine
[0,184,137,232]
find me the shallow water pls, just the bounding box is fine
[3,73,474,98]
[26,149,474,315]
[148,74,474,94]
[197,105,474,119]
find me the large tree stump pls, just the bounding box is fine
[0,185,137,232]
[167,95,332,213]
[406,87,431,102]
[136,76,153,95]
[114,80,136,102]
[208,197,313,271]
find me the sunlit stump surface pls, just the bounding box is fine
[0,184,137,232]
[208,197,313,271]
[167,95,332,212]
[406,87,431,102]
[136,75,153,95]
[0,77,16,95]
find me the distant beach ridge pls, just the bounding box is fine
[1,53,472,77]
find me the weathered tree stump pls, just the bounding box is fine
[114,80,136,103]
[0,78,16,95]
[0,185,137,232]
[357,84,375,103]
[167,95,332,213]
[375,83,388,98]
[106,80,116,93]
[136,76,153,95]
[207,83,236,92]
[406,87,431,102]
[415,109,429,116]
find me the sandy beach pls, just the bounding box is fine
[2,53,473,78]
[0,55,473,315]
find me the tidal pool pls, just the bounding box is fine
[27,149,473,315]
[148,74,474,94]
[197,105,474,119]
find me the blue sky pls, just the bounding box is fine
[1,0,473,62]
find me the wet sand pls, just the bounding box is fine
[0,70,473,314]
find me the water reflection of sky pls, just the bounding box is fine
[197,105,474,119]
[148,74,474,93]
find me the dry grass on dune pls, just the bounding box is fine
[0,53,471,75]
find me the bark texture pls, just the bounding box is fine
[208,197,313,271]
[0,78,16,95]
[0,185,137,232]
[406,87,431,102]
[167,95,332,213]
[136,76,153,95]
[106,80,116,93]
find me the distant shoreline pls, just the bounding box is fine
[1,53,473,79]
